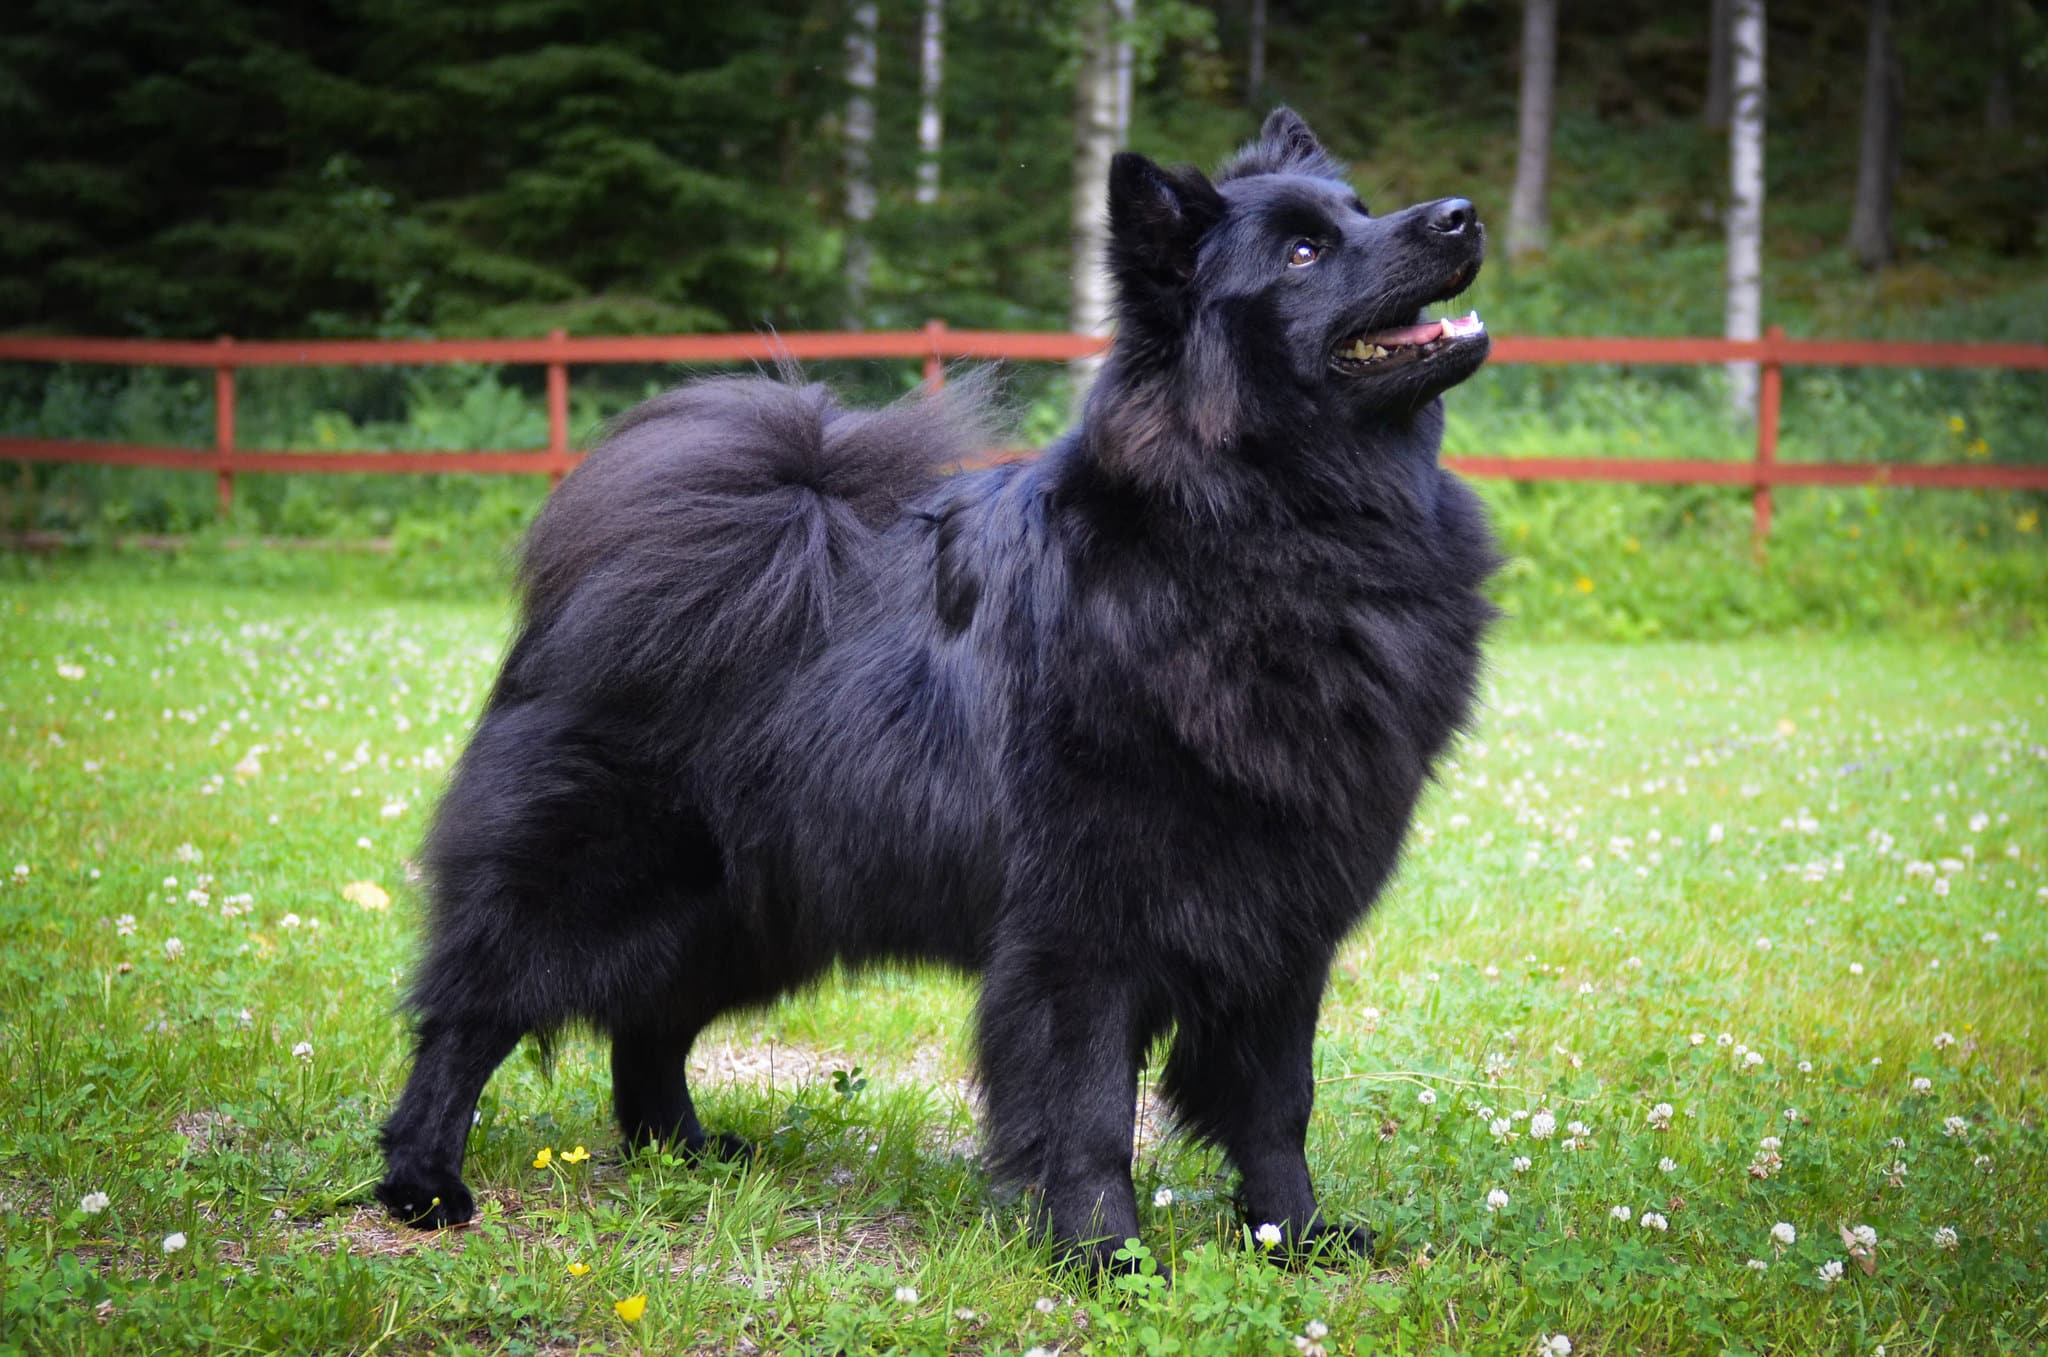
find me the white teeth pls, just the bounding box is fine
[1440,309,1486,338]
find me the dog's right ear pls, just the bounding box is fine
[1106,152,1225,294]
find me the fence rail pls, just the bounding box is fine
[3,321,2044,540]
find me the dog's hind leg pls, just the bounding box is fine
[610,1017,752,1163]
[376,1014,522,1228]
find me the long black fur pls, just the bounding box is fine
[377,109,1500,1271]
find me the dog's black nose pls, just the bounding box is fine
[1427,199,1476,235]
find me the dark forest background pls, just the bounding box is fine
[4,0,2043,340]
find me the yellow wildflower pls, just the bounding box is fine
[561,1145,590,1164]
[532,1146,553,1169]
[2019,510,2039,534]
[1623,536,1640,554]
[342,881,391,912]
[567,1261,590,1277]
[1947,415,1967,434]
[614,1294,647,1324]
[1966,437,1990,459]
[1574,575,1594,594]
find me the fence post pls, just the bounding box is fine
[546,328,570,490]
[1753,323,1783,551]
[922,318,946,391]
[213,336,236,517]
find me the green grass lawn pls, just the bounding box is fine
[2,577,2043,1355]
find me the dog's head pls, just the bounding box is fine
[1103,109,1488,450]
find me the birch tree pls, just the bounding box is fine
[1070,0,1133,402]
[1846,0,1898,270]
[917,0,945,206]
[1724,0,1765,421]
[1507,0,1558,263]
[844,1,879,326]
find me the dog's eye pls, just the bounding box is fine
[1286,239,1321,268]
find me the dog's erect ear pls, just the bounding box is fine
[1220,106,1346,181]
[1107,151,1225,290]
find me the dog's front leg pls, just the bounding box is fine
[977,949,1147,1274]
[1161,971,1374,1261]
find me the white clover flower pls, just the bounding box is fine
[1255,1222,1284,1248]
[79,1191,110,1214]
[1489,1117,1513,1142]
[1759,1136,1782,1153]
[1304,1320,1328,1340]
[163,937,184,960]
[1416,1088,1437,1106]
[1817,1259,1844,1285]
[894,1286,919,1304]
[280,913,302,929]
[1981,930,2000,945]
[1541,1335,1572,1357]
[1529,1111,1556,1140]
[1942,1115,1968,1138]
[1772,1222,1797,1247]
[1153,1187,1174,1208]
[1973,1154,1993,1174]
[1933,1032,1956,1050]
[953,1307,976,1322]
[1746,1257,1769,1272]
[1798,1060,1814,1073]
[1034,1296,1057,1315]
[1611,1204,1632,1222]
[1689,1032,1706,1047]
[1911,1076,1932,1094]
[1716,1033,1733,1047]
[1743,1050,1765,1069]
[1933,1226,1960,1251]
[1658,1156,1678,1174]
[115,914,137,936]
[162,1232,187,1254]
[1640,1211,1668,1232]
[1512,1156,1532,1174]
[1755,936,1771,951]
[1647,1102,1674,1130]
[1849,962,1865,976]
[1850,1224,1877,1250]
[1484,1189,1509,1213]
[1708,823,1724,844]
[292,1041,314,1062]
[1783,1107,1799,1122]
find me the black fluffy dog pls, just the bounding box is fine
[377,109,1498,1271]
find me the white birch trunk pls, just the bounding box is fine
[1070,0,1132,403]
[1724,0,1765,420]
[1847,0,1895,270]
[844,1,879,327]
[1507,0,1558,263]
[916,0,945,206]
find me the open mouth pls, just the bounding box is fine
[1332,309,1486,373]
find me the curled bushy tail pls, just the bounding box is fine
[502,372,996,713]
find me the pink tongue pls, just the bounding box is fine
[1358,318,1446,348]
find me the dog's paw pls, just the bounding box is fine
[375,1170,474,1230]
[1300,1219,1375,1259]
[687,1131,756,1164]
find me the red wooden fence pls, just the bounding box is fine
[2,320,2044,541]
